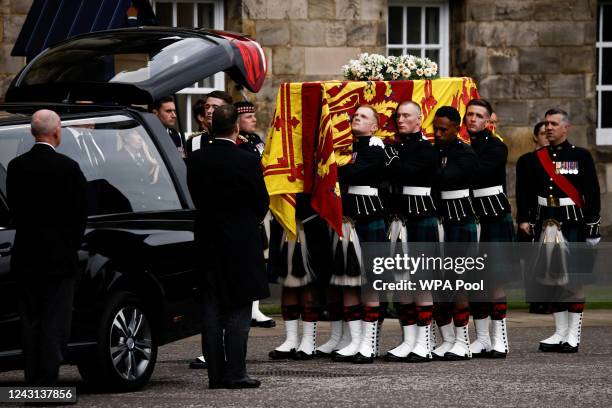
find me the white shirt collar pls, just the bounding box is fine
[216,137,236,144]
[35,142,56,151]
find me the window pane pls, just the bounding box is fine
[388,48,403,57]
[198,3,215,28]
[603,5,612,42]
[406,48,422,57]
[57,116,182,214]
[176,93,207,134]
[388,6,403,44]
[602,91,612,128]
[426,49,440,65]
[425,7,440,44]
[198,76,215,88]
[177,2,195,27]
[155,2,173,26]
[405,7,421,44]
[603,48,612,85]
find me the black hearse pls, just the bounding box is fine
[0,27,266,391]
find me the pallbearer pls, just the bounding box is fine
[384,101,439,363]
[465,99,513,358]
[431,106,478,360]
[330,105,387,363]
[268,194,333,360]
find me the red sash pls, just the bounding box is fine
[536,148,584,208]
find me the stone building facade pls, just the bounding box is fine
[1,0,610,232]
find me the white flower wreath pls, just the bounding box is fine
[342,53,439,81]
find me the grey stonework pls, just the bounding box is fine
[0,0,29,98]
[1,0,609,230]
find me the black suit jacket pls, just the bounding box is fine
[186,138,270,307]
[7,143,88,278]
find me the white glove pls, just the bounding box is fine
[586,237,600,247]
[369,136,384,148]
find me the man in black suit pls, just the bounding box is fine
[186,105,270,389]
[6,109,87,385]
[153,96,186,158]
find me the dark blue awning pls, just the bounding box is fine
[11,0,157,60]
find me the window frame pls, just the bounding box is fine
[597,1,612,145]
[387,0,450,77]
[151,0,225,134]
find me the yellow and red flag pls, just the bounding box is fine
[264,78,480,238]
[262,82,322,239]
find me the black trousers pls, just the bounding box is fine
[18,276,76,385]
[200,286,252,386]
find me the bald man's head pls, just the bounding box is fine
[31,109,62,147]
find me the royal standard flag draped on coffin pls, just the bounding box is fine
[262,78,480,239]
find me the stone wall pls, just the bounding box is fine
[0,0,30,101]
[237,0,388,133]
[451,0,611,230]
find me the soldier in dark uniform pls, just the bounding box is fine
[186,91,233,156]
[465,99,513,358]
[268,194,333,360]
[431,106,478,360]
[517,121,550,315]
[517,121,548,241]
[330,105,387,364]
[384,101,438,363]
[523,108,600,353]
[233,101,276,329]
[235,101,266,156]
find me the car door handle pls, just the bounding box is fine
[0,242,12,255]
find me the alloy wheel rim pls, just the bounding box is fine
[109,306,152,381]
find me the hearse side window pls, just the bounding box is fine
[0,115,181,215]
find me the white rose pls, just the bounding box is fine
[416,68,424,76]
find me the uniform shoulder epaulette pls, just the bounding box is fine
[189,130,209,139]
[237,134,249,143]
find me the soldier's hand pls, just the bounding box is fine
[518,222,532,235]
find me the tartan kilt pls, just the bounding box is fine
[267,217,284,284]
[343,217,386,286]
[303,215,333,286]
[479,212,515,242]
[405,216,441,281]
[406,216,441,242]
[356,217,387,243]
[477,212,517,287]
[268,215,333,288]
[439,218,478,296]
[443,217,478,243]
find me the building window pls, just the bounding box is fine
[387,1,449,77]
[152,0,224,134]
[597,2,612,145]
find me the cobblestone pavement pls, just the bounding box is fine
[1,311,611,407]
